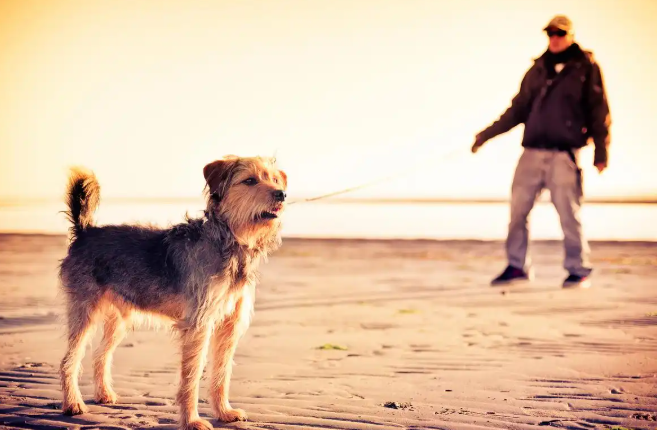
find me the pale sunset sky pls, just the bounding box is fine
[1,0,656,202]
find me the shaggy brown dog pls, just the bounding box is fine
[58,156,287,430]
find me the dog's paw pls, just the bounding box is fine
[62,400,88,416]
[95,388,118,404]
[216,407,247,422]
[182,418,214,430]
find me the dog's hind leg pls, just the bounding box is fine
[176,326,213,430]
[209,296,252,423]
[93,308,129,404]
[60,293,100,416]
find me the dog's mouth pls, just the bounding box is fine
[255,204,284,222]
[258,211,278,220]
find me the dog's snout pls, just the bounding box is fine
[273,190,286,202]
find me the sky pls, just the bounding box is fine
[1,0,656,202]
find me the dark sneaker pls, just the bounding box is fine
[562,274,591,289]
[490,265,533,286]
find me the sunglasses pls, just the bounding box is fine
[547,29,568,37]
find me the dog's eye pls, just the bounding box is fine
[242,178,258,186]
[273,177,279,184]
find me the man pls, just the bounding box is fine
[471,15,611,289]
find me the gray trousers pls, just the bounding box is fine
[507,147,592,277]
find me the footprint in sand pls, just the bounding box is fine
[631,412,657,421]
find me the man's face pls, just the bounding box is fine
[546,27,574,53]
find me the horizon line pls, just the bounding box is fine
[0,231,655,244]
[1,196,657,206]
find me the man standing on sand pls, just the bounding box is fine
[471,15,611,289]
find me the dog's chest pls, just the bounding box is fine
[227,251,258,290]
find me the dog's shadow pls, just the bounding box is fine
[3,404,240,430]
[2,399,243,430]
[0,366,247,430]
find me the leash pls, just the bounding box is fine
[288,145,466,205]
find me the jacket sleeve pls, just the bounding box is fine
[478,68,534,143]
[585,60,611,165]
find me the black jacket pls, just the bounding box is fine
[478,44,611,165]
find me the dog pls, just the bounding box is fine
[58,155,287,430]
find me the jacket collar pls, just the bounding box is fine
[534,43,591,68]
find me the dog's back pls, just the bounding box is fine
[61,224,181,309]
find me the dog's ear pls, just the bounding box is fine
[203,158,238,196]
[278,170,288,188]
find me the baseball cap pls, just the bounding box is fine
[543,15,573,33]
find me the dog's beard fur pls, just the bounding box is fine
[58,155,287,429]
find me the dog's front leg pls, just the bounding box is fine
[176,325,213,430]
[209,296,251,422]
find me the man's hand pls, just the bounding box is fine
[595,162,607,173]
[471,134,486,154]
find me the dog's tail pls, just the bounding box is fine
[64,167,100,239]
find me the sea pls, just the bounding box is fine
[1,199,656,241]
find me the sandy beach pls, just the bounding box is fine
[0,233,655,430]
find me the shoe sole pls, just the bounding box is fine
[563,279,592,289]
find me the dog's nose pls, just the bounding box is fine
[273,190,286,202]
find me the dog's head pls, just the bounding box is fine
[203,155,288,247]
